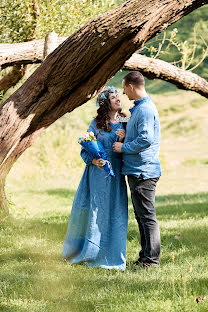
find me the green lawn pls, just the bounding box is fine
[1,79,208,311]
[1,189,208,311]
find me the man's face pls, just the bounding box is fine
[122,80,134,100]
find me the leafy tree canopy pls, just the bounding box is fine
[0,0,123,42]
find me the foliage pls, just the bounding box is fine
[0,0,123,43]
[0,0,36,42]
[142,6,208,78]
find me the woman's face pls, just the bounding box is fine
[109,92,121,112]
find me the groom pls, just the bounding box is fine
[113,71,161,267]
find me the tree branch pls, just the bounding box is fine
[124,53,208,98]
[0,64,28,94]
[0,38,66,69]
[1,37,208,98]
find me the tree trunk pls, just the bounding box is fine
[124,54,208,98]
[0,0,207,214]
[43,32,58,59]
[0,176,8,216]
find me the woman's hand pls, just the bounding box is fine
[92,158,104,170]
[116,129,126,142]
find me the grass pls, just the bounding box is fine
[1,74,208,311]
[1,191,208,311]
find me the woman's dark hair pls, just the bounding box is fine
[95,91,126,132]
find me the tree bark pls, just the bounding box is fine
[0,0,207,213]
[0,176,8,216]
[124,54,208,98]
[43,32,59,60]
[32,0,39,24]
[0,38,66,69]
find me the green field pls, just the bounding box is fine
[1,75,208,311]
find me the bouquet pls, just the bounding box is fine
[78,132,115,177]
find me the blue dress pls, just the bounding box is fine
[63,119,128,271]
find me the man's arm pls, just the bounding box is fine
[114,106,155,154]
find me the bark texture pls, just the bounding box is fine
[0,177,8,215]
[43,32,59,59]
[0,38,66,68]
[0,0,208,213]
[124,54,208,98]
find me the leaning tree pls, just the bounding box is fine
[0,0,208,214]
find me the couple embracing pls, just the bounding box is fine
[63,71,161,271]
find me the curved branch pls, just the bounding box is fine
[1,38,208,99]
[124,53,208,98]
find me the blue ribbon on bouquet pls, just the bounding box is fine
[79,140,115,177]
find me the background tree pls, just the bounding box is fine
[0,0,123,43]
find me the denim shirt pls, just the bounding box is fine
[122,96,161,179]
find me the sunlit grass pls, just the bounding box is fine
[1,191,208,311]
[1,78,208,311]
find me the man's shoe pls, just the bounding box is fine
[133,258,143,266]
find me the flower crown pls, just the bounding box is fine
[96,86,118,107]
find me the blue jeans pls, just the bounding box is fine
[128,175,161,264]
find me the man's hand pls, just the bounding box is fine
[113,142,123,153]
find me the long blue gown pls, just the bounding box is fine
[63,119,128,271]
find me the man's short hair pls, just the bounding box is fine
[123,71,145,87]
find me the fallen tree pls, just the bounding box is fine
[0,32,60,93]
[0,0,207,214]
[0,38,66,68]
[1,38,208,98]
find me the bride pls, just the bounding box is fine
[63,86,128,271]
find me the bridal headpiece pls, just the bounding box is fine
[96,86,119,107]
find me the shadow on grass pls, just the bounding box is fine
[1,191,208,311]
[156,192,208,219]
[127,228,138,242]
[128,192,208,262]
[26,188,76,199]
[1,191,207,256]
